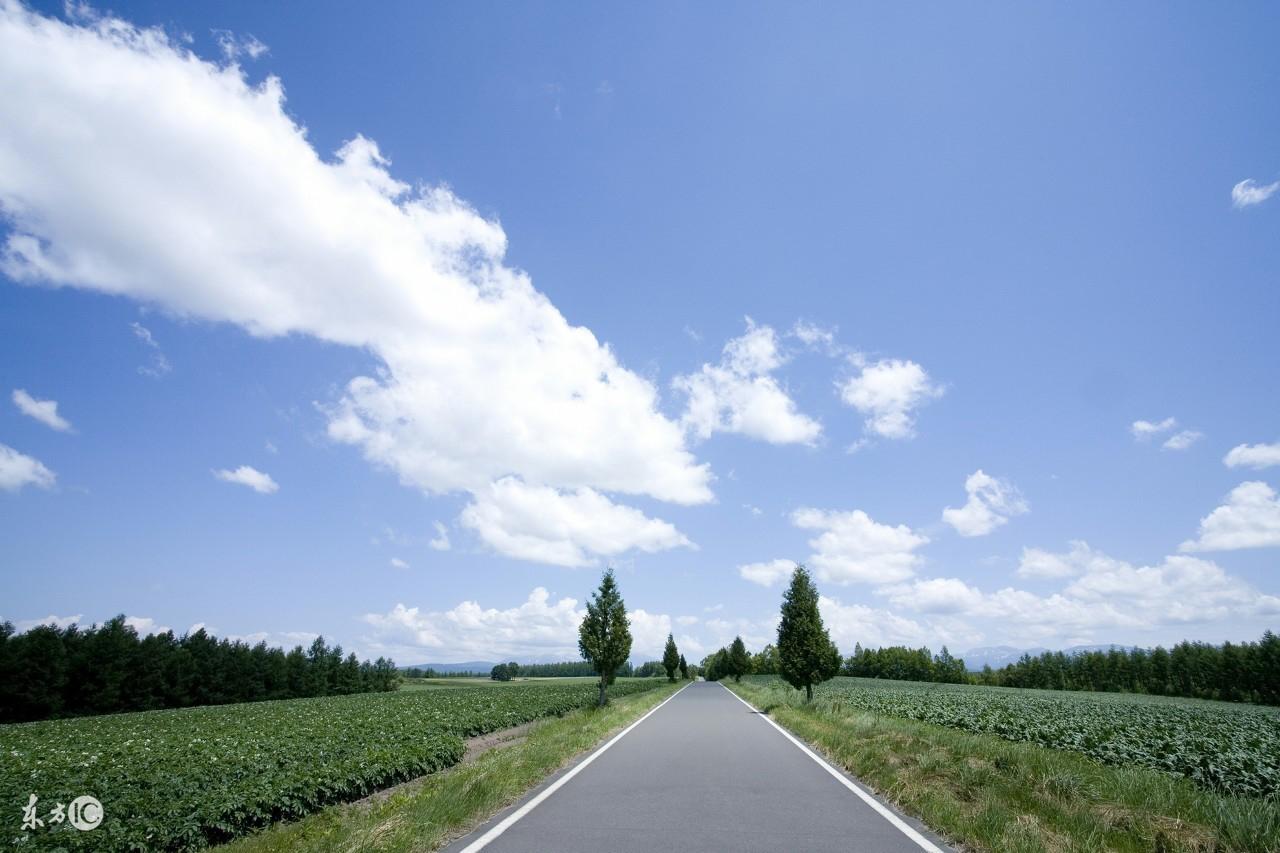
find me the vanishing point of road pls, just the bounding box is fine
[445,681,953,853]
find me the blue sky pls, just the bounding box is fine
[1,1,1278,664]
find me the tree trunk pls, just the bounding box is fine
[805,683,813,702]
[597,677,607,707]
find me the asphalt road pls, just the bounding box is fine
[445,681,953,853]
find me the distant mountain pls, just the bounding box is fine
[960,646,1047,671]
[400,661,496,673]
[961,643,1142,672]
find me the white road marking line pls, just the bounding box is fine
[721,683,946,853]
[457,682,691,853]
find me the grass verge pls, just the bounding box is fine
[726,680,1280,853]
[219,681,682,853]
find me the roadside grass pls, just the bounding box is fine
[727,680,1280,853]
[219,681,683,853]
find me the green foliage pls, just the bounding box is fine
[776,565,840,700]
[489,663,513,681]
[578,568,633,706]
[1,680,660,851]
[751,643,779,675]
[842,642,968,683]
[678,653,688,680]
[727,636,750,682]
[662,634,680,682]
[984,632,1280,705]
[0,618,396,723]
[753,675,1280,799]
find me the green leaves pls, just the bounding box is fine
[795,677,1280,799]
[1,680,658,850]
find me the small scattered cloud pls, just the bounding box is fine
[738,558,795,587]
[212,29,268,62]
[792,506,929,585]
[389,557,410,569]
[1131,417,1177,440]
[790,320,840,355]
[124,615,171,636]
[1224,442,1280,470]
[1017,540,1123,580]
[264,440,278,454]
[213,464,279,494]
[1231,178,1280,209]
[595,80,614,97]
[839,357,942,440]
[1180,481,1280,552]
[543,82,563,119]
[942,470,1029,537]
[682,325,703,343]
[743,504,763,516]
[429,520,451,552]
[0,443,56,492]
[15,613,82,631]
[12,389,72,432]
[131,322,172,377]
[1162,430,1203,451]
[673,318,822,446]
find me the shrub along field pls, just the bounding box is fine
[2,679,661,851]
[752,676,1280,799]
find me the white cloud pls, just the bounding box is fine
[15,613,81,631]
[124,615,171,636]
[792,507,928,585]
[1016,540,1119,579]
[790,320,839,354]
[882,577,985,614]
[389,557,409,569]
[0,4,712,568]
[1224,442,1280,470]
[0,442,56,491]
[1231,178,1280,209]
[212,29,268,62]
[673,319,821,446]
[839,358,942,440]
[880,544,1280,648]
[459,477,691,568]
[1179,481,1280,552]
[738,558,795,587]
[675,615,699,626]
[213,465,279,494]
[12,389,72,431]
[429,520,451,551]
[361,587,678,660]
[941,469,1028,537]
[130,322,171,377]
[819,596,932,650]
[1131,417,1176,439]
[1162,430,1202,451]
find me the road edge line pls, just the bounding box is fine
[457,682,690,853]
[721,683,946,853]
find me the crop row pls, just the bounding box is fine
[773,676,1280,799]
[2,679,661,850]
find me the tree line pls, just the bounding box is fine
[978,633,1280,705]
[0,616,399,723]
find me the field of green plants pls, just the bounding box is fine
[748,676,1280,799]
[2,679,661,851]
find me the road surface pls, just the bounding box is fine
[444,681,952,853]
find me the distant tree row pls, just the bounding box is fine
[0,616,399,723]
[843,643,969,684]
[403,667,487,679]
[978,633,1280,705]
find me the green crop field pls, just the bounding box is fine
[2,679,663,851]
[745,676,1280,799]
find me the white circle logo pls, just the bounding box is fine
[68,795,102,831]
